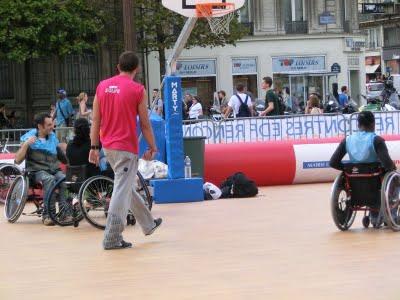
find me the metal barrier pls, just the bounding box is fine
[3,111,400,151]
[183,113,348,144]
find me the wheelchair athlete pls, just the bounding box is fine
[330,111,396,226]
[15,113,69,226]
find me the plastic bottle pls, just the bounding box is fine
[184,156,192,178]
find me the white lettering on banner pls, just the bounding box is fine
[171,81,178,113]
[183,113,399,143]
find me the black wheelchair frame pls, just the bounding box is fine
[331,163,400,232]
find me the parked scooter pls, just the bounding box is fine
[359,94,396,112]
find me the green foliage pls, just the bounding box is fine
[0,0,108,62]
[135,0,249,54]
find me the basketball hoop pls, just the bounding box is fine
[196,2,236,35]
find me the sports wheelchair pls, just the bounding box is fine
[331,163,400,231]
[0,163,22,204]
[4,165,152,229]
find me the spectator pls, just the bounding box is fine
[6,110,16,128]
[224,83,253,118]
[188,96,203,119]
[306,94,322,114]
[50,104,56,120]
[283,87,295,112]
[332,83,340,103]
[260,76,280,116]
[339,86,349,108]
[152,88,163,117]
[183,93,193,120]
[55,89,74,142]
[76,92,92,121]
[218,90,228,114]
[0,104,10,129]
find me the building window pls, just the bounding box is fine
[283,0,306,22]
[61,54,99,96]
[384,27,400,48]
[0,61,14,100]
[365,27,382,49]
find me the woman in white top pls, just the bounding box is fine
[188,96,203,119]
[305,94,323,115]
[76,92,92,120]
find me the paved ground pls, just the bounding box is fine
[1,183,399,300]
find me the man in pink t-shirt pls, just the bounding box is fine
[89,51,162,250]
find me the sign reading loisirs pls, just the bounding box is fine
[272,56,326,73]
[175,60,216,77]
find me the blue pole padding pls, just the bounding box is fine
[163,76,184,179]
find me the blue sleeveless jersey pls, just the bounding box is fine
[346,131,378,163]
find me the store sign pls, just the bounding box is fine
[175,60,216,77]
[344,37,366,52]
[272,56,326,73]
[361,3,386,14]
[331,63,341,73]
[232,58,257,75]
[319,12,336,25]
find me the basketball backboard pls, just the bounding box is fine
[162,0,245,18]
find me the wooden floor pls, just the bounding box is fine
[1,183,399,300]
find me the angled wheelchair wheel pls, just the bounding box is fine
[381,171,400,232]
[331,173,356,231]
[136,171,152,211]
[79,175,113,230]
[4,175,28,223]
[47,177,84,226]
[0,164,22,204]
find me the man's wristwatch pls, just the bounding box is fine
[90,145,100,150]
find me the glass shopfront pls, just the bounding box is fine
[232,58,258,98]
[272,55,338,110]
[176,59,217,113]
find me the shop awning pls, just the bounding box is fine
[365,64,381,74]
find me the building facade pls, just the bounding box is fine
[359,0,400,82]
[148,0,366,110]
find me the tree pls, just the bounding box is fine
[0,0,108,62]
[135,0,249,76]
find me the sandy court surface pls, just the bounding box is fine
[0,183,399,300]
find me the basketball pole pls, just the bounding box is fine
[150,16,204,204]
[166,17,198,76]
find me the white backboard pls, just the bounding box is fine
[162,0,245,18]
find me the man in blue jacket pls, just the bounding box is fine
[330,111,396,226]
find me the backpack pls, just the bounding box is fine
[220,172,258,198]
[235,94,251,118]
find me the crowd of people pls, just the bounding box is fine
[169,77,355,121]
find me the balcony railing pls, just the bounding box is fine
[285,21,308,34]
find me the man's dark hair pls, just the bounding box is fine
[236,84,245,92]
[341,86,347,93]
[358,111,375,130]
[263,76,273,87]
[34,113,51,128]
[153,88,159,92]
[118,51,140,72]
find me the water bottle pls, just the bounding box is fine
[184,156,192,178]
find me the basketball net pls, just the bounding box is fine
[196,3,236,35]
